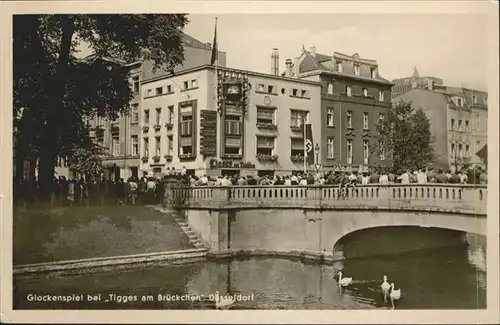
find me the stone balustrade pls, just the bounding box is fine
[167,184,487,216]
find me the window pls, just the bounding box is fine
[133,76,139,93]
[346,86,352,97]
[180,137,193,155]
[465,120,469,132]
[301,89,308,97]
[267,85,275,93]
[144,110,150,124]
[143,138,149,156]
[146,89,152,97]
[292,89,298,96]
[290,110,308,127]
[183,81,189,90]
[484,96,488,104]
[168,135,174,155]
[465,144,470,157]
[457,98,463,107]
[257,107,275,124]
[327,82,334,94]
[256,136,275,155]
[458,144,463,158]
[156,108,161,125]
[363,88,368,97]
[346,140,353,164]
[327,108,334,127]
[327,137,335,159]
[379,90,384,101]
[155,136,161,156]
[257,84,265,92]
[379,113,385,123]
[156,87,163,95]
[370,67,377,78]
[363,140,369,164]
[180,114,193,136]
[225,115,241,135]
[476,140,480,151]
[224,137,241,155]
[451,118,455,130]
[379,141,386,160]
[291,138,304,157]
[473,95,477,104]
[112,136,120,156]
[167,85,172,93]
[131,104,139,123]
[346,111,353,128]
[336,62,342,73]
[451,143,455,157]
[131,136,138,156]
[191,79,198,88]
[363,112,369,130]
[354,64,360,76]
[458,120,462,131]
[168,106,174,124]
[475,114,480,128]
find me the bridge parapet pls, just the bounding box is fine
[168,184,487,216]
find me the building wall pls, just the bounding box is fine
[319,75,392,169]
[393,89,449,169]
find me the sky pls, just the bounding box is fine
[183,14,490,90]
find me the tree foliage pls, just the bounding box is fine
[13,14,188,197]
[66,143,108,179]
[374,100,435,171]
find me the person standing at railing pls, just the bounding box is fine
[361,172,370,185]
[379,172,389,185]
[416,169,427,184]
[448,172,461,184]
[369,170,379,184]
[221,175,232,187]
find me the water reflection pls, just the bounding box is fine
[13,246,486,310]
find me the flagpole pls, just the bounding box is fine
[303,121,307,174]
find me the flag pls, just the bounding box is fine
[304,124,314,165]
[210,18,218,65]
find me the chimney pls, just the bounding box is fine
[271,48,279,76]
[285,59,293,77]
[309,46,316,57]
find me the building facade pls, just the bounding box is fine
[84,33,227,180]
[286,47,393,171]
[393,83,488,170]
[139,65,321,177]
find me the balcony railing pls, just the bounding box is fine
[167,184,487,216]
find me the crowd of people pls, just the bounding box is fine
[182,166,488,188]
[13,165,487,207]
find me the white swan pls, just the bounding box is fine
[390,282,402,306]
[215,292,235,310]
[337,271,352,287]
[381,275,391,294]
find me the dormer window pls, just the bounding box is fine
[336,62,342,73]
[363,88,368,97]
[354,65,360,76]
[346,86,352,97]
[370,67,377,78]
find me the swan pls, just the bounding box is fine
[337,271,353,287]
[381,275,391,294]
[390,283,402,301]
[215,292,235,309]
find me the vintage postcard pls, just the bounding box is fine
[1,0,499,323]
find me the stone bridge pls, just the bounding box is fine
[166,184,487,261]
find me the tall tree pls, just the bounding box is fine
[13,14,188,198]
[374,100,435,171]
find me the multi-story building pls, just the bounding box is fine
[391,66,444,97]
[285,47,393,170]
[85,33,227,180]
[393,82,488,170]
[139,61,322,177]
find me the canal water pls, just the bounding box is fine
[13,245,486,310]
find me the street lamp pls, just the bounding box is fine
[315,143,320,165]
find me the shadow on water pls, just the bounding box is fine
[14,245,486,310]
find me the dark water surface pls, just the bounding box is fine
[14,245,486,310]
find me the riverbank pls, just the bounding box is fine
[13,205,194,265]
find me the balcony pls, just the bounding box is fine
[257,123,278,131]
[165,122,174,129]
[152,155,161,163]
[179,153,196,160]
[141,156,149,163]
[256,154,279,162]
[164,154,173,161]
[154,124,161,131]
[290,125,302,133]
[291,155,305,163]
[142,125,149,133]
[221,153,243,159]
